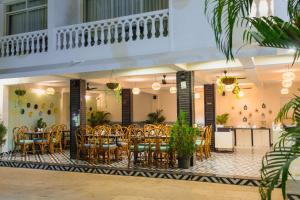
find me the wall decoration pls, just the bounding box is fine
[39,111,43,117]
[21,109,25,115]
[34,104,38,109]
[268,110,272,114]
[239,111,242,115]
[249,113,252,117]
[28,112,33,118]
[26,103,31,108]
[41,103,46,109]
[47,110,51,115]
[243,105,248,110]
[255,109,259,113]
[262,103,266,109]
[89,107,93,112]
[261,113,266,118]
[243,116,247,122]
[231,106,235,110]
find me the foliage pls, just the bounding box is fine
[216,113,229,125]
[0,121,7,146]
[36,118,47,129]
[88,111,111,127]
[14,89,26,96]
[170,112,198,158]
[105,84,122,104]
[259,92,300,200]
[145,109,166,124]
[204,0,300,63]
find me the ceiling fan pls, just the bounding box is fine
[161,75,175,85]
[86,82,98,91]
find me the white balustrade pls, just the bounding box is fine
[251,0,273,17]
[0,30,48,58]
[55,9,169,50]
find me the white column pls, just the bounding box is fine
[0,85,9,152]
[0,3,5,37]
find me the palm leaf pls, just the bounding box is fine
[260,92,300,200]
[204,0,253,60]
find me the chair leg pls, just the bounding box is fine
[59,142,63,153]
[32,144,35,154]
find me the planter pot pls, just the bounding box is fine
[190,153,196,167]
[216,124,225,128]
[178,156,191,169]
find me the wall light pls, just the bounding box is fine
[132,88,141,95]
[169,87,177,94]
[238,91,245,98]
[85,95,91,101]
[194,93,200,99]
[152,82,161,91]
[32,88,46,95]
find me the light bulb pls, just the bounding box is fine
[194,93,200,99]
[238,91,245,98]
[46,87,55,95]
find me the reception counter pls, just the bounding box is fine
[215,127,272,150]
[234,128,272,148]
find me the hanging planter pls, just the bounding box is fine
[15,89,26,97]
[106,82,119,90]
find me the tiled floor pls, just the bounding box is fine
[0,148,269,179]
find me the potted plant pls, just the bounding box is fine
[0,121,7,153]
[14,88,26,107]
[36,118,47,131]
[170,111,198,169]
[145,109,166,124]
[216,113,229,128]
[88,111,111,127]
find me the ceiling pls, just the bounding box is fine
[1,54,300,93]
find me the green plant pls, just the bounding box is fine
[204,0,300,62]
[0,121,7,146]
[170,111,198,158]
[259,91,300,200]
[88,111,111,127]
[216,113,229,125]
[145,109,166,124]
[36,118,47,129]
[203,1,300,199]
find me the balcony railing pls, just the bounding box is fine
[0,30,48,58]
[55,9,169,50]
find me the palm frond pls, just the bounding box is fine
[204,0,253,60]
[244,16,300,64]
[287,0,300,20]
[260,91,300,200]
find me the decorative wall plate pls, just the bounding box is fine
[47,110,51,115]
[244,105,248,110]
[243,117,247,122]
[239,111,242,115]
[34,104,38,109]
[249,113,252,117]
[231,106,235,110]
[262,103,266,109]
[255,109,259,113]
[261,113,266,118]
[28,112,33,118]
[21,109,25,115]
[26,103,31,108]
[89,107,93,111]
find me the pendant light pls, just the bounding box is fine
[132,87,141,95]
[282,70,296,81]
[225,84,234,92]
[281,88,289,95]
[194,93,200,99]
[282,79,293,88]
[169,87,177,94]
[238,91,245,98]
[152,82,161,91]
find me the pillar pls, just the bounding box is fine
[176,71,195,126]
[70,79,86,159]
[204,84,216,150]
[122,89,133,126]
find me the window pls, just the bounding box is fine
[5,0,47,35]
[83,0,168,22]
